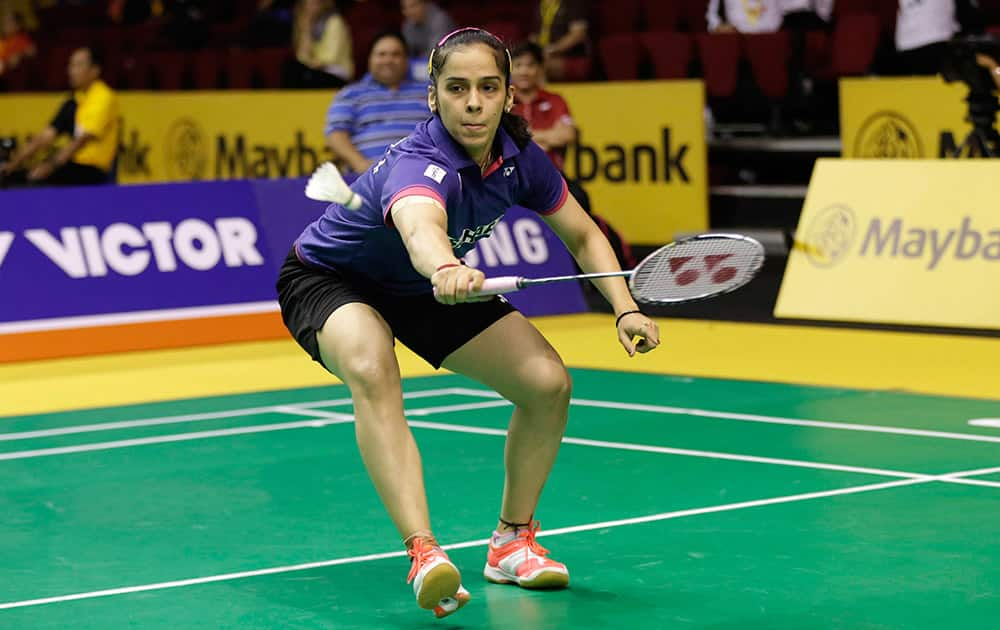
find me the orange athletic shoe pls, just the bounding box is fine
[407,538,462,611]
[433,585,471,619]
[483,521,569,589]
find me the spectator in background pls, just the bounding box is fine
[324,31,428,174]
[894,0,957,75]
[0,0,37,31]
[707,0,782,33]
[0,47,119,187]
[780,0,833,30]
[400,0,453,80]
[286,0,352,88]
[510,42,576,171]
[0,9,35,75]
[531,0,591,81]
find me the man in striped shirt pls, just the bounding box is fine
[324,31,430,174]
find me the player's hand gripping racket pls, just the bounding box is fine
[472,233,765,304]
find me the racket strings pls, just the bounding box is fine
[631,238,764,304]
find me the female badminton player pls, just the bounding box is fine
[276,27,660,618]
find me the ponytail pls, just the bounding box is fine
[501,111,533,149]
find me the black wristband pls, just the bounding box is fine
[615,310,642,328]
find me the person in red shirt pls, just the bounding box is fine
[0,10,36,75]
[509,41,576,171]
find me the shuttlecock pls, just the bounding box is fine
[305,162,365,210]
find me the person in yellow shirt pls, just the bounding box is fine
[285,0,353,88]
[0,46,119,187]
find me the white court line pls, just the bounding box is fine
[0,417,356,461]
[0,476,929,611]
[969,419,1000,428]
[447,387,1000,445]
[1,409,989,490]
[0,388,466,442]
[0,403,511,462]
[931,465,1000,489]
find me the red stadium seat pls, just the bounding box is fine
[226,49,254,89]
[448,6,482,29]
[833,0,872,16]
[829,13,880,77]
[345,0,398,32]
[639,31,692,79]
[42,45,75,91]
[695,32,742,97]
[149,51,187,90]
[599,33,642,80]
[192,49,224,90]
[641,0,681,31]
[2,60,34,92]
[596,0,642,36]
[560,56,593,81]
[352,27,381,81]
[120,53,154,90]
[483,21,525,45]
[254,48,290,88]
[803,30,832,73]
[742,32,790,99]
[682,0,709,32]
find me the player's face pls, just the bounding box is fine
[512,54,542,92]
[369,36,409,88]
[430,43,514,162]
[67,49,98,90]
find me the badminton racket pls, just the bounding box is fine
[469,233,765,304]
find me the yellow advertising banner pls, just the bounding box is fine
[840,77,977,158]
[775,159,1000,330]
[0,81,707,244]
[0,90,334,184]
[559,81,708,244]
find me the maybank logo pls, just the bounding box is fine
[802,204,856,268]
[859,216,1000,270]
[569,128,690,183]
[853,111,924,158]
[166,118,209,180]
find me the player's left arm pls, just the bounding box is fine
[543,193,659,355]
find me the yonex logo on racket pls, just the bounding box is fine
[667,254,739,286]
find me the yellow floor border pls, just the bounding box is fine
[2,314,998,417]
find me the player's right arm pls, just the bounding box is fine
[390,198,484,304]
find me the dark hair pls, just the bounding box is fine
[510,41,544,65]
[428,28,532,149]
[367,30,407,59]
[78,46,104,71]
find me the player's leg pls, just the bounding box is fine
[316,304,464,612]
[316,302,432,542]
[441,311,572,588]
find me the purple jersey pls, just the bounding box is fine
[295,116,569,295]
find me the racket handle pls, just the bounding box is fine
[471,276,523,296]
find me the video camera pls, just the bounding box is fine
[940,34,1000,157]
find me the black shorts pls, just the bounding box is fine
[276,249,517,370]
